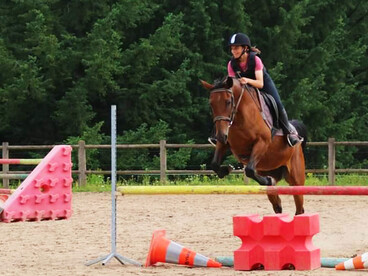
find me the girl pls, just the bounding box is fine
[227,33,301,147]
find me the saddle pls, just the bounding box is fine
[256,90,284,137]
[261,92,279,127]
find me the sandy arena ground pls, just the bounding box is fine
[1,192,367,276]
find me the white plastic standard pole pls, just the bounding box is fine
[86,105,141,267]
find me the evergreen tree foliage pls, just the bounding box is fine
[0,0,366,169]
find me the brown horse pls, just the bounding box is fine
[201,76,307,215]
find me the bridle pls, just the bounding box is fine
[210,85,245,127]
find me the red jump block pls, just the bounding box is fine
[233,213,320,270]
[0,145,72,223]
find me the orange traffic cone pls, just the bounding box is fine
[336,252,368,270]
[145,230,222,268]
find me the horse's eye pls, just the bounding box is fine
[226,100,231,106]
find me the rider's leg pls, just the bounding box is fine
[262,75,302,147]
[279,108,302,147]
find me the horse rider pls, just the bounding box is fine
[227,33,302,147]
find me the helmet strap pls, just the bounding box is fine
[234,47,247,61]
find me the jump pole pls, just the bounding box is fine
[86,105,141,267]
[0,159,42,165]
[0,189,14,194]
[117,185,368,195]
[215,256,350,268]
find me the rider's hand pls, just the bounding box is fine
[239,77,248,85]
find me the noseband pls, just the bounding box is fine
[210,86,245,126]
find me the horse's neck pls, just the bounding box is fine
[233,85,265,128]
[234,85,261,110]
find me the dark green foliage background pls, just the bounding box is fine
[0,1,367,171]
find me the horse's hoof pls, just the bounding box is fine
[274,206,282,214]
[217,165,231,178]
[295,208,305,215]
[244,167,255,178]
[217,172,225,179]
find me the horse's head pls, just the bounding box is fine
[200,76,239,144]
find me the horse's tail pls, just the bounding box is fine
[290,120,307,152]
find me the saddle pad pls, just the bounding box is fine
[257,90,297,136]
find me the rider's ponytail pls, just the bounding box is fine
[250,46,261,55]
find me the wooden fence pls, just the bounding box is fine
[1,139,367,188]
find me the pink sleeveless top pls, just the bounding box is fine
[227,56,263,77]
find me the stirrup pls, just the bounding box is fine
[208,137,217,147]
[286,134,303,147]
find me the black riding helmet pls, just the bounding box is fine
[229,33,251,60]
[229,33,251,48]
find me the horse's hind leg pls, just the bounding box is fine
[293,195,304,215]
[267,195,282,213]
[285,178,305,215]
[263,169,283,213]
[285,148,306,215]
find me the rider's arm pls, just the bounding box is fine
[227,61,236,77]
[242,70,263,88]
[239,56,264,88]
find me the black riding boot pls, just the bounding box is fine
[279,108,302,147]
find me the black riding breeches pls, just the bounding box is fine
[260,74,284,111]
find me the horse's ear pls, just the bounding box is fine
[224,76,233,89]
[199,79,214,90]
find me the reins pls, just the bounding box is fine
[231,86,245,126]
[243,84,262,112]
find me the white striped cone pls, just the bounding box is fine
[145,230,222,268]
[335,252,368,270]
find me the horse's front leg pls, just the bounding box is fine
[245,160,274,185]
[244,140,275,186]
[211,142,233,178]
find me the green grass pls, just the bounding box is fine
[73,174,111,192]
[72,173,368,192]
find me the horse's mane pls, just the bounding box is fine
[213,76,242,90]
[213,76,258,96]
[213,76,228,89]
